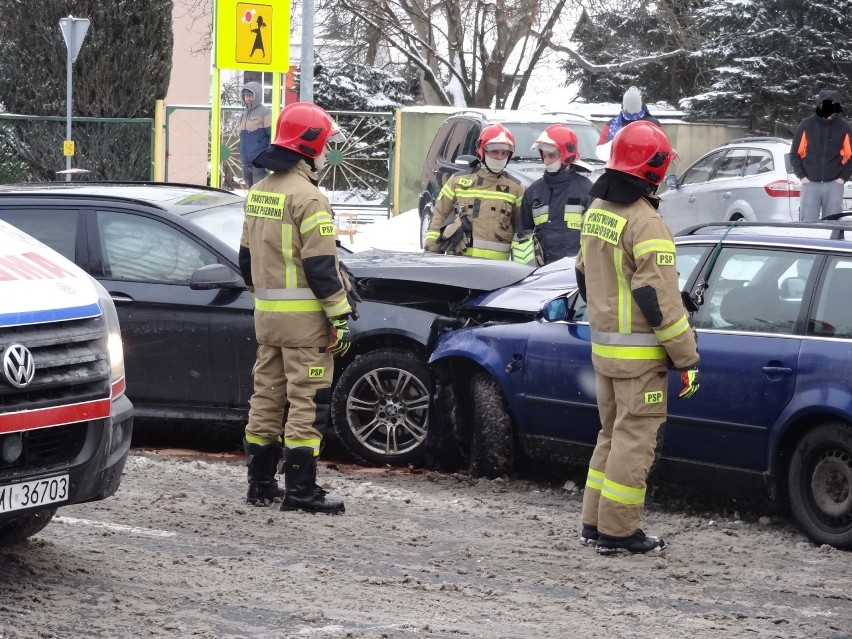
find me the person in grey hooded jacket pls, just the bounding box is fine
[237,81,272,188]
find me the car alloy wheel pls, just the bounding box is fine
[331,348,431,466]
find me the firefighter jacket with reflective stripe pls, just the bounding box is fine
[240,162,351,347]
[519,167,593,263]
[790,113,852,183]
[575,197,699,378]
[424,166,523,260]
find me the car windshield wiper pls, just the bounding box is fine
[580,156,606,165]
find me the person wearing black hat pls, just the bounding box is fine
[790,89,852,221]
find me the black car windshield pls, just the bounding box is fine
[502,121,601,161]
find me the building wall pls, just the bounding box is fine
[164,1,213,185]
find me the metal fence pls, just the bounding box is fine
[165,106,394,221]
[0,113,154,183]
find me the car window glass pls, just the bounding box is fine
[712,149,748,180]
[809,258,852,338]
[97,211,216,283]
[441,123,471,163]
[744,149,774,176]
[0,209,78,262]
[691,247,814,333]
[570,292,587,322]
[676,245,706,290]
[681,151,723,185]
[187,204,245,251]
[461,125,480,158]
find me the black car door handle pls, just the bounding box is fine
[762,366,793,376]
[110,293,134,305]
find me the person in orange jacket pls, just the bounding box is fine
[790,88,852,221]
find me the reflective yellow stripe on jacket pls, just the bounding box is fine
[440,185,521,206]
[463,239,511,260]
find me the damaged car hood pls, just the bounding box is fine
[466,257,577,314]
[340,250,576,318]
[340,249,533,290]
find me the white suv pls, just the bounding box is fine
[659,137,802,233]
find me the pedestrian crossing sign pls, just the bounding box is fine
[215,0,289,71]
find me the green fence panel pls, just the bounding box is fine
[0,113,154,183]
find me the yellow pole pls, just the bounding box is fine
[391,108,403,216]
[271,72,282,139]
[153,99,165,181]
[210,66,222,188]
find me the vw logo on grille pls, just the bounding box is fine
[3,344,36,389]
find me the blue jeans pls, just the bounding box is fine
[799,180,844,221]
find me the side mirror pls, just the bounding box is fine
[542,297,573,322]
[664,175,679,190]
[190,263,246,290]
[455,155,476,166]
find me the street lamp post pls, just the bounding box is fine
[59,16,90,182]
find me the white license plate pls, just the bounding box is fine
[0,474,69,514]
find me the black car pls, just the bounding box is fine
[418,110,604,246]
[0,182,533,466]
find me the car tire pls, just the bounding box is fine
[331,348,431,466]
[469,372,514,479]
[787,422,852,547]
[0,508,57,545]
[419,201,433,249]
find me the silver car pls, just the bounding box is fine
[659,137,801,233]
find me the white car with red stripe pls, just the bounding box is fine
[0,220,132,544]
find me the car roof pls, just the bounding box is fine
[0,182,243,216]
[676,219,852,252]
[446,109,593,126]
[716,137,792,151]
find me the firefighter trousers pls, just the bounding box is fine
[245,344,333,456]
[581,368,668,538]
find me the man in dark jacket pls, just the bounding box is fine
[514,124,593,264]
[237,81,272,188]
[790,88,852,221]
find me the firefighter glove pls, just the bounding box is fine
[328,317,351,356]
[679,367,699,399]
[438,208,472,255]
[339,261,362,321]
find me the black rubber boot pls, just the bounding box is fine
[596,529,666,556]
[280,447,345,514]
[244,440,285,506]
[579,524,599,546]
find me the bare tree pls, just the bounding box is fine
[332,0,575,107]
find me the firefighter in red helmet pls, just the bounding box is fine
[424,123,524,260]
[575,120,699,554]
[239,102,350,514]
[513,124,593,265]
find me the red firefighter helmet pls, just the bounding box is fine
[272,102,345,158]
[476,123,515,161]
[532,125,580,165]
[606,121,674,185]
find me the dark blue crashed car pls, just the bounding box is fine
[430,220,852,548]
